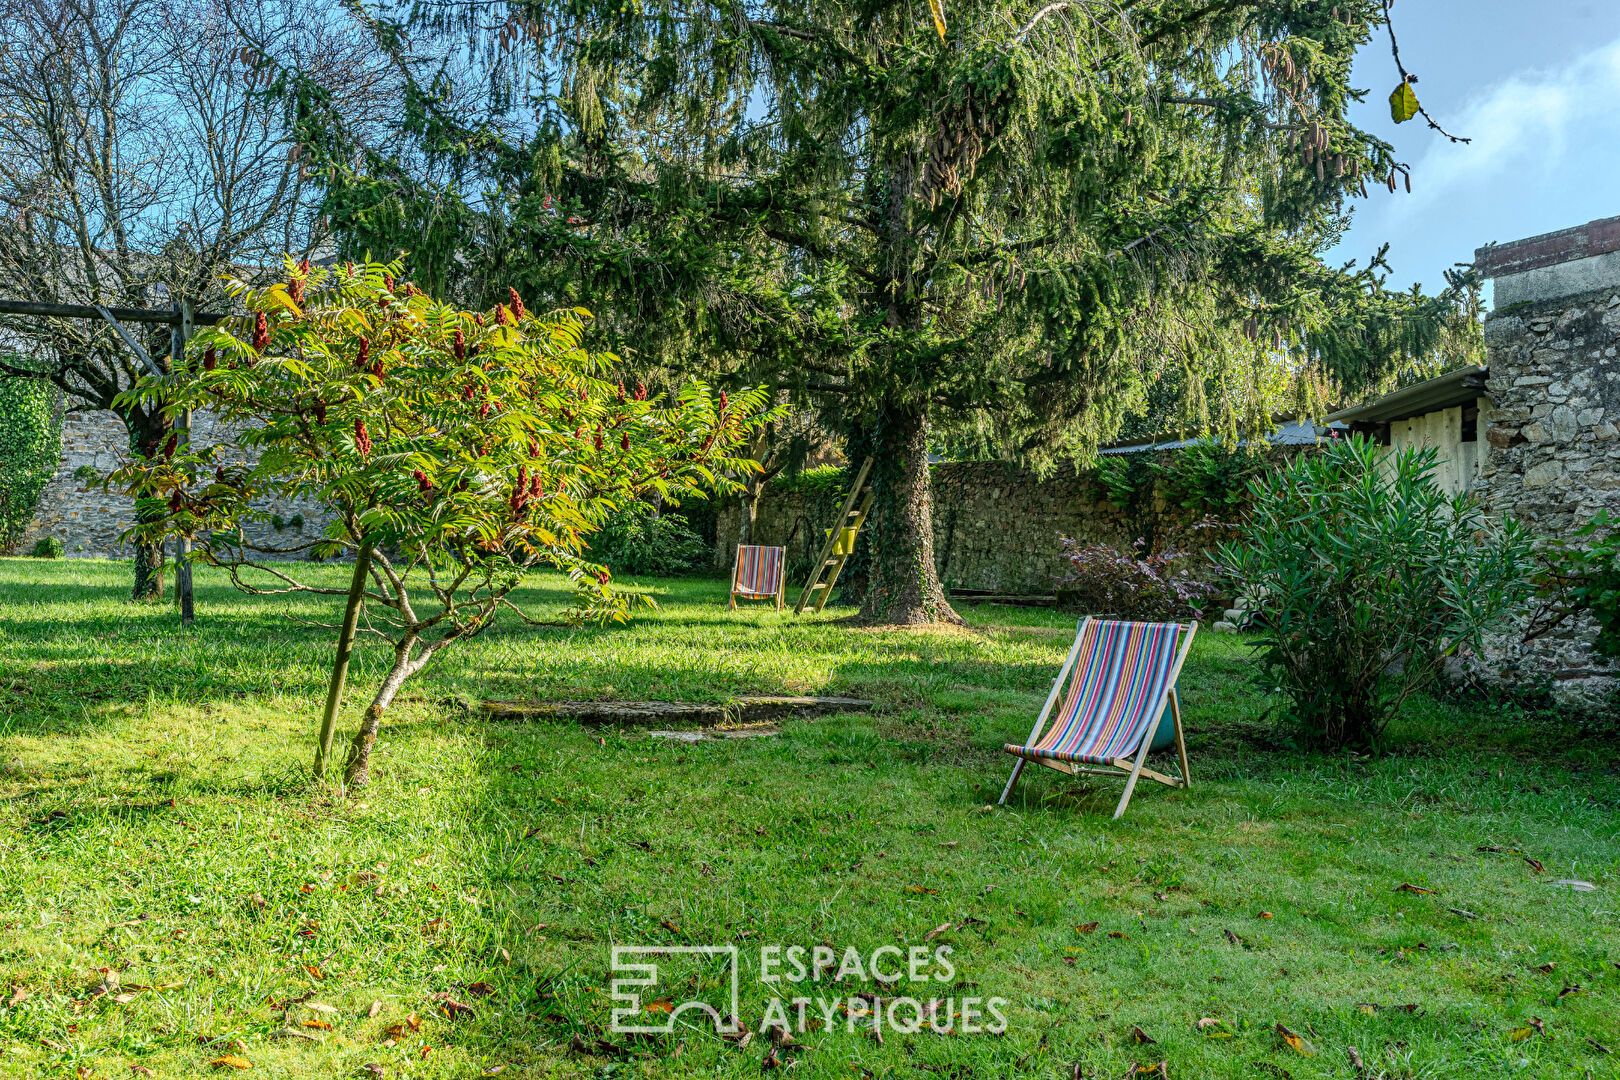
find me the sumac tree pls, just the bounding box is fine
[112,258,776,789]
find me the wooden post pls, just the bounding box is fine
[314,542,374,780]
[173,298,196,626]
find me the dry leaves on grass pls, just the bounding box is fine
[1075,922,1099,935]
[6,985,28,1008]
[1131,1026,1156,1044]
[1394,883,1435,895]
[368,1000,383,1018]
[924,923,953,941]
[1108,931,1128,940]
[210,1056,252,1070]
[1508,1017,1547,1042]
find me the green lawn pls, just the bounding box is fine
[0,557,1616,1080]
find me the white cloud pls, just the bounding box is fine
[1336,35,1620,291]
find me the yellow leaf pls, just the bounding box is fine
[1389,81,1419,124]
[211,1056,252,1070]
[263,286,303,318]
[927,0,947,39]
[1276,1024,1317,1056]
[1509,1026,1536,1043]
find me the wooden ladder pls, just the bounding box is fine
[794,456,874,615]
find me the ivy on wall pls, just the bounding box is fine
[0,371,63,551]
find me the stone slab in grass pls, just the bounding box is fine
[649,726,782,743]
[480,695,876,727]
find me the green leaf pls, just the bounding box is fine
[1389,81,1420,124]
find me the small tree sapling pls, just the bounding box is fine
[111,258,777,789]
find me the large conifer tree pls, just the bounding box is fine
[284,0,1469,623]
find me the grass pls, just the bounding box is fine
[1,556,1617,1080]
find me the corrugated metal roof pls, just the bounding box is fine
[1324,365,1489,425]
[1098,418,1346,455]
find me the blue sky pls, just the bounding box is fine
[1331,0,1620,296]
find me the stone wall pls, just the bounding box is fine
[18,409,335,558]
[714,458,1262,597]
[1471,216,1620,703]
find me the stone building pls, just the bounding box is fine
[1328,215,1620,702]
[1471,215,1620,702]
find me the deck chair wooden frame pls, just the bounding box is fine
[729,544,786,611]
[998,616,1197,819]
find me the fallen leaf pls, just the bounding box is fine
[405,1012,421,1032]
[1508,1026,1536,1043]
[210,1056,252,1070]
[1556,984,1583,1000]
[904,885,938,895]
[660,918,681,933]
[300,883,317,893]
[1195,1018,1223,1030]
[644,998,674,1013]
[1259,911,1274,919]
[130,1067,155,1077]
[466,981,494,998]
[939,841,958,848]
[303,1019,333,1031]
[1075,922,1099,935]
[1222,929,1240,945]
[420,918,443,936]
[1532,963,1557,975]
[6,986,28,1008]
[924,923,953,941]
[1394,883,1434,895]
[1523,857,1545,873]
[360,1066,384,1078]
[307,1002,338,1014]
[419,1046,432,1060]
[439,999,474,1019]
[113,992,140,1004]
[1132,1026,1156,1044]
[1153,892,1169,902]
[367,1000,383,1018]
[1108,931,1128,940]
[1276,1024,1317,1057]
[303,965,323,981]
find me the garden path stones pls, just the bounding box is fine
[480,694,875,727]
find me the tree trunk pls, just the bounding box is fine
[738,474,763,549]
[854,402,960,626]
[126,410,172,602]
[341,635,417,790]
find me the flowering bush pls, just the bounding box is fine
[1212,435,1533,749]
[1054,536,1216,621]
[111,257,778,788]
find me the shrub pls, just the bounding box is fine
[30,536,64,559]
[1212,435,1534,749]
[1054,536,1216,621]
[0,374,62,551]
[1526,510,1620,657]
[587,504,711,577]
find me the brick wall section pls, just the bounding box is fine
[1475,284,1620,701]
[19,409,335,559]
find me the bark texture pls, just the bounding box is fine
[854,404,960,625]
[341,637,419,789]
[127,413,170,601]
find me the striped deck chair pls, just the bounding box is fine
[730,544,786,610]
[999,617,1197,818]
